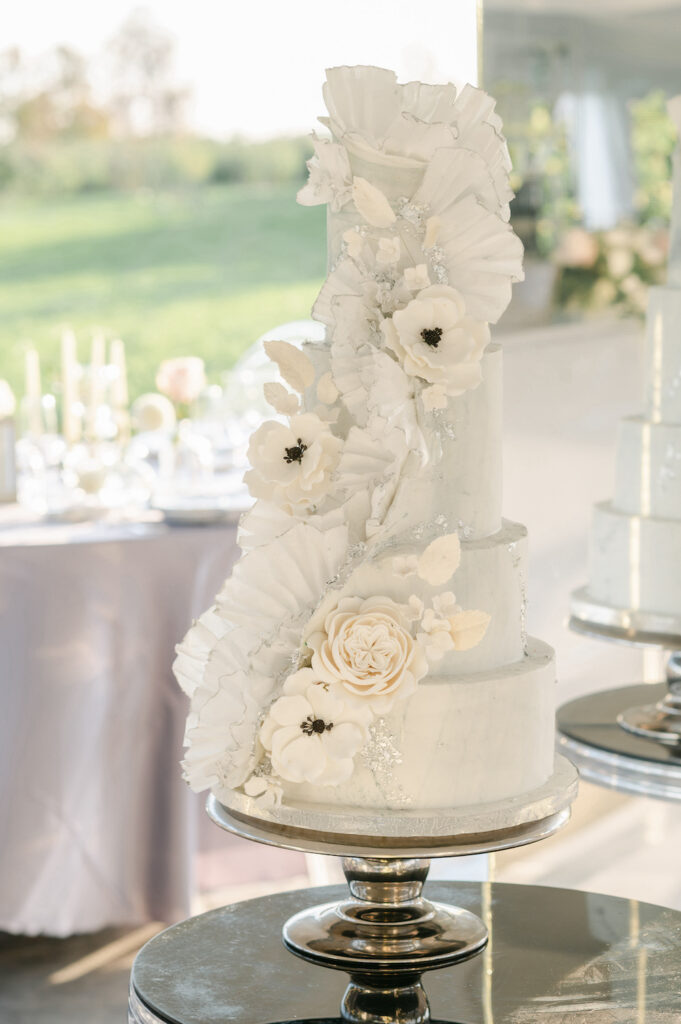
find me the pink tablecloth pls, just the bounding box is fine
[0,516,241,936]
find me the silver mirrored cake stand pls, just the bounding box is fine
[206,754,577,1024]
[559,589,681,799]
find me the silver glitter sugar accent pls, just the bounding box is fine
[432,407,457,439]
[519,566,528,654]
[425,244,449,284]
[253,757,273,778]
[456,519,474,540]
[362,718,411,807]
[396,196,428,229]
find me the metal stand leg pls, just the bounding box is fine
[618,652,681,745]
[283,856,488,1023]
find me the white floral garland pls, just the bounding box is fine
[174,66,523,799]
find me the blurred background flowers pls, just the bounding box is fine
[1,0,680,403]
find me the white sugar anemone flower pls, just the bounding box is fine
[244,413,343,513]
[380,283,490,397]
[260,668,373,786]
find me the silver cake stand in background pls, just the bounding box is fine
[559,588,681,799]
[198,755,577,1024]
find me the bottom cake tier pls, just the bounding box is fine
[588,500,681,616]
[216,637,556,826]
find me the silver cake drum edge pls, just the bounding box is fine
[557,733,681,802]
[207,755,578,857]
[570,586,681,648]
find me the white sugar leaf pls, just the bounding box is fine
[263,382,299,415]
[264,340,315,394]
[450,609,490,651]
[352,176,396,228]
[424,215,441,249]
[417,533,461,585]
[317,371,339,405]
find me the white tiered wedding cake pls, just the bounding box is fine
[174,67,568,834]
[575,97,681,631]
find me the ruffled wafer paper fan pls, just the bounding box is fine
[436,194,524,323]
[451,84,513,219]
[322,66,463,166]
[336,424,407,493]
[176,519,349,791]
[312,257,367,329]
[182,677,270,790]
[173,606,228,699]
[414,147,507,225]
[215,522,348,634]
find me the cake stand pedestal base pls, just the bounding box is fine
[207,764,576,1024]
[570,590,681,751]
[283,857,486,1023]
[617,653,681,746]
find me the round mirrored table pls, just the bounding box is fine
[557,683,681,801]
[129,880,681,1023]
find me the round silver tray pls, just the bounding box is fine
[557,683,681,801]
[207,792,572,859]
[209,754,578,846]
[570,586,681,648]
[129,880,681,1024]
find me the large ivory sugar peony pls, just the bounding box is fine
[381,284,490,398]
[307,595,428,707]
[259,668,372,786]
[244,412,342,512]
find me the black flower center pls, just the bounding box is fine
[421,326,443,348]
[301,715,334,736]
[284,438,308,464]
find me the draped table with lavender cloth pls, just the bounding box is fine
[0,510,242,936]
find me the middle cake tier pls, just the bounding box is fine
[314,518,530,677]
[588,500,681,616]
[614,415,681,518]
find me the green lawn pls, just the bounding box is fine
[0,184,326,399]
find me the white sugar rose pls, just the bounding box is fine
[418,591,490,662]
[381,284,490,397]
[404,264,431,292]
[307,595,428,709]
[376,236,401,265]
[259,668,372,786]
[245,412,342,512]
